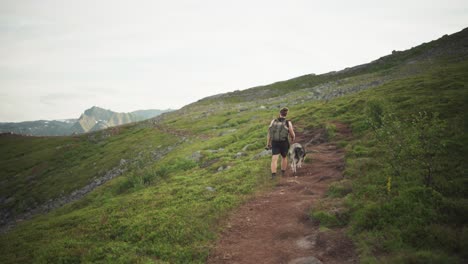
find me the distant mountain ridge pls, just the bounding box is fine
[0,106,173,136]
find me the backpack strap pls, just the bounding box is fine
[269,119,276,127]
[277,118,289,128]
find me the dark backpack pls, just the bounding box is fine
[269,119,289,142]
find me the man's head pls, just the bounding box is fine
[279,107,289,117]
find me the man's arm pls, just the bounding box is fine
[267,132,271,148]
[267,120,274,147]
[288,121,296,143]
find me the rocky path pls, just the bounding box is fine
[208,123,357,264]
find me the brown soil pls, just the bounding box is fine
[207,122,357,264]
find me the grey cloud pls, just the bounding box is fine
[39,92,94,106]
[1,0,468,121]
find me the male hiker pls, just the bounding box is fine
[267,107,295,178]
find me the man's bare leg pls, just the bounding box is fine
[271,154,279,178]
[281,156,288,176]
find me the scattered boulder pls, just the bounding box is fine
[219,129,237,136]
[217,165,231,172]
[288,256,322,264]
[205,186,216,192]
[190,151,203,162]
[206,148,224,153]
[201,158,220,168]
[234,152,246,159]
[252,149,272,160]
[296,234,317,249]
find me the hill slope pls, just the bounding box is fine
[0,28,467,263]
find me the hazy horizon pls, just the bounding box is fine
[1,0,468,122]
[0,106,176,123]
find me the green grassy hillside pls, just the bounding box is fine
[0,28,467,263]
[0,125,178,227]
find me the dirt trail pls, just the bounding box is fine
[208,123,357,264]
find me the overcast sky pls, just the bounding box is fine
[1,0,467,122]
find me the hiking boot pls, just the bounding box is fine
[271,173,276,179]
[281,170,286,177]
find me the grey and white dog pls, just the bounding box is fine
[288,143,306,175]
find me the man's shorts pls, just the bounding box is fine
[272,140,290,158]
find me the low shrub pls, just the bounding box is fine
[310,209,349,228]
[390,250,459,264]
[327,180,353,198]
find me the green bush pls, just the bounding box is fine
[354,187,443,229]
[365,99,385,129]
[439,198,468,226]
[366,107,448,191]
[424,224,459,253]
[310,209,349,228]
[327,180,352,198]
[461,227,468,258]
[352,187,446,248]
[311,210,340,228]
[391,250,459,264]
[114,177,135,194]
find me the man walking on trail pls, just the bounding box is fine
[267,107,296,178]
